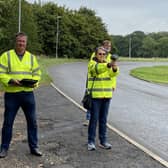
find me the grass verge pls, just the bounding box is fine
[130,65,168,84]
[40,56,168,85]
[119,57,168,62]
[39,57,84,85]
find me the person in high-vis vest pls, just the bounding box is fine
[0,32,42,158]
[83,40,117,126]
[87,47,119,151]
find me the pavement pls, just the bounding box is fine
[0,85,167,168]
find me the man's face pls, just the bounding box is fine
[96,49,106,62]
[15,35,27,52]
[103,43,111,52]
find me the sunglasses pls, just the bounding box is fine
[98,53,106,56]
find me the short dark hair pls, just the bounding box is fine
[15,32,27,39]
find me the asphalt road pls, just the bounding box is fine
[48,61,168,162]
[0,84,166,168]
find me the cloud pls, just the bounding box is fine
[27,0,168,35]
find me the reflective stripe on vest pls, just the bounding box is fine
[7,51,11,72]
[7,51,33,73]
[88,77,111,81]
[88,88,112,92]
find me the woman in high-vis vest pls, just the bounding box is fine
[0,32,42,158]
[87,47,119,151]
[83,40,117,126]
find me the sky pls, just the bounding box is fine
[27,0,168,35]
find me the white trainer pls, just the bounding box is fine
[88,143,96,151]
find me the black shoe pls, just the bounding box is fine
[30,148,42,156]
[0,149,8,158]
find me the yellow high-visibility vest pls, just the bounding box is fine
[90,51,117,91]
[87,59,119,98]
[0,49,41,92]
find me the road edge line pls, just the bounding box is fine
[50,82,168,168]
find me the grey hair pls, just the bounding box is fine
[95,46,107,55]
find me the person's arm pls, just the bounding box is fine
[31,55,41,87]
[0,52,12,86]
[89,59,112,76]
[32,55,41,81]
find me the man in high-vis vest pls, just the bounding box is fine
[87,47,119,151]
[0,32,42,158]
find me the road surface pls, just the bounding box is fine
[48,61,168,162]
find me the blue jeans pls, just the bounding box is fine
[86,110,91,120]
[88,98,111,144]
[1,92,38,150]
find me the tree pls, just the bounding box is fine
[34,4,111,58]
[0,0,40,54]
[112,35,128,56]
[142,36,157,57]
[157,37,168,57]
[128,31,145,57]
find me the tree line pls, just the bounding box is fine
[0,0,168,58]
[112,31,168,58]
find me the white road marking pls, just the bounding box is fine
[51,82,168,168]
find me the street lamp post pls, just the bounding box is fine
[56,16,61,58]
[38,0,42,7]
[18,0,21,32]
[129,36,132,59]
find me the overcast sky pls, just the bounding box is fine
[27,0,168,35]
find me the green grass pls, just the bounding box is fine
[39,56,168,85]
[39,56,84,85]
[119,57,168,62]
[130,66,168,84]
[1,56,168,88]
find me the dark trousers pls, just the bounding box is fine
[88,98,111,144]
[1,91,38,151]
